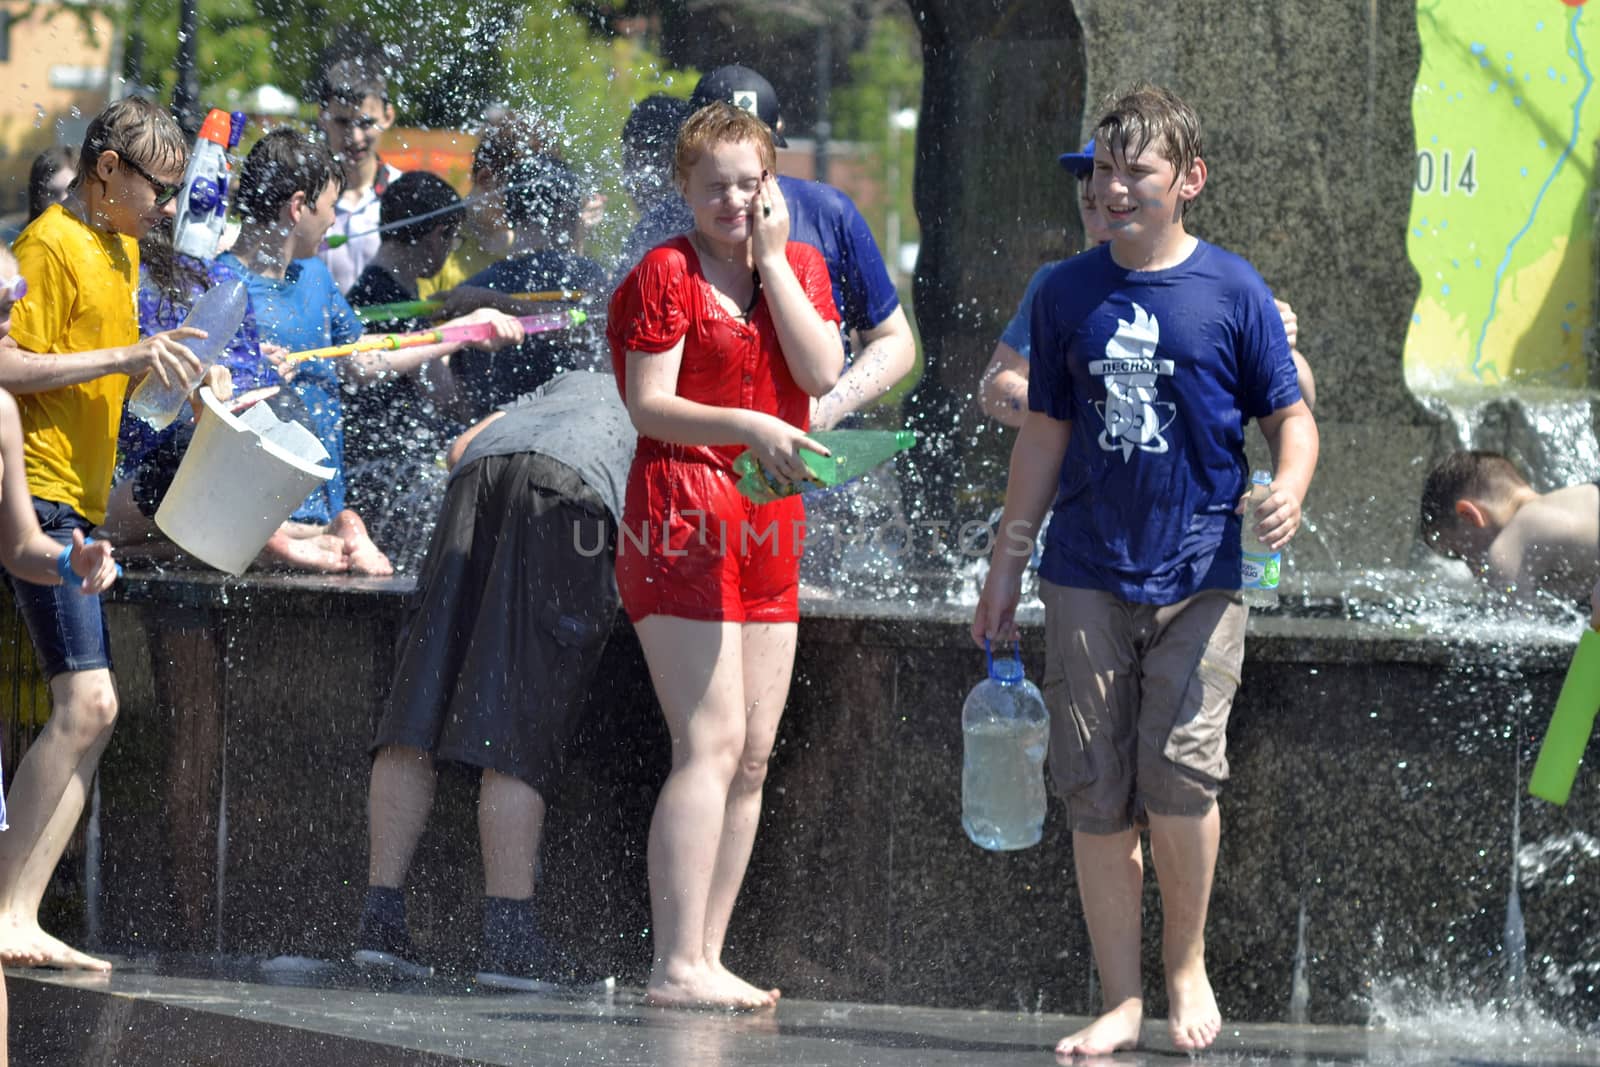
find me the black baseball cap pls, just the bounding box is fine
[692,65,788,147]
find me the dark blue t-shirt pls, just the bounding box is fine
[1028,240,1300,605]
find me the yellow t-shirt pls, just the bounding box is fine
[9,203,140,526]
[416,231,500,299]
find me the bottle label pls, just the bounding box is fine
[1241,551,1280,590]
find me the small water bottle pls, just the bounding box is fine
[962,639,1050,851]
[1240,468,1280,607]
[127,278,249,430]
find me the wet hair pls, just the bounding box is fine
[1093,82,1204,192]
[624,94,692,159]
[235,129,345,226]
[139,218,213,313]
[311,33,392,106]
[1418,450,1529,551]
[501,153,584,235]
[28,145,77,222]
[379,171,463,245]
[472,111,561,179]
[77,97,187,192]
[673,102,777,186]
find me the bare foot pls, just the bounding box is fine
[646,962,775,1012]
[0,920,111,972]
[1167,963,1221,1051]
[708,960,780,1007]
[1056,998,1142,1059]
[258,529,349,573]
[328,510,393,576]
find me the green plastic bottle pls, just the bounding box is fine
[733,429,917,503]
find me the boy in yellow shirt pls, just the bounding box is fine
[0,97,227,971]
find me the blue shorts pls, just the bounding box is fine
[3,499,114,680]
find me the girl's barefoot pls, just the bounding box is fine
[328,510,393,576]
[1056,998,1143,1059]
[708,960,780,1008]
[646,961,775,1012]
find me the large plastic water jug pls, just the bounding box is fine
[962,640,1050,851]
[127,278,249,430]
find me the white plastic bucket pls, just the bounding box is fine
[155,387,335,575]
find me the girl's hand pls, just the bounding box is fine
[453,308,526,351]
[750,170,791,268]
[742,411,827,485]
[69,529,119,594]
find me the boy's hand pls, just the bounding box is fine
[69,529,119,594]
[261,342,298,384]
[1274,299,1299,349]
[972,567,1023,649]
[453,308,526,351]
[1244,483,1304,551]
[188,364,234,418]
[129,327,206,388]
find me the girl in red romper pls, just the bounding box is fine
[608,103,842,1011]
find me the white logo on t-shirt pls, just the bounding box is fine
[733,91,760,116]
[1087,302,1176,460]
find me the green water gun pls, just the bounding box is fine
[355,290,585,324]
[733,429,917,504]
[1528,627,1600,805]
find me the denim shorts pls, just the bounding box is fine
[3,498,114,680]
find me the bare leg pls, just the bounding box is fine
[478,770,545,901]
[702,622,794,1004]
[367,745,437,889]
[1148,806,1222,1052]
[329,510,393,576]
[0,669,117,970]
[0,967,9,1067]
[1057,827,1144,1059]
[636,616,771,1010]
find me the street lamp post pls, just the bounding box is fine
[173,0,200,133]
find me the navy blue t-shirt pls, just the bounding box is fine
[1028,240,1301,604]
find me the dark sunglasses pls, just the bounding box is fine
[120,155,182,207]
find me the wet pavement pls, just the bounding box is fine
[7,957,1595,1066]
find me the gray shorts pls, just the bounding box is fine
[1040,581,1247,834]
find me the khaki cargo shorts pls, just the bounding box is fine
[1040,581,1247,834]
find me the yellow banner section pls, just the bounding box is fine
[1405,0,1598,393]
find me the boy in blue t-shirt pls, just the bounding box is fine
[973,84,1318,1057]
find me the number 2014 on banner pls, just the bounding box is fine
[1415,149,1477,196]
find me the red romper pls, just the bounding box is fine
[608,236,840,624]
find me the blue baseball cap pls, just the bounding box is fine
[1058,138,1095,178]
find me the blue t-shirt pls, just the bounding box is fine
[998,261,1062,360]
[1028,240,1301,605]
[218,252,363,524]
[613,175,900,340]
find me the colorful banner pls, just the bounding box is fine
[1405,0,1597,391]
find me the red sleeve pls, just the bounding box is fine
[787,242,841,327]
[608,241,692,355]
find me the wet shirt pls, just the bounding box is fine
[458,250,609,418]
[1029,240,1300,604]
[607,236,839,469]
[998,261,1062,360]
[455,370,634,525]
[9,203,140,525]
[321,162,403,294]
[220,252,363,524]
[613,176,898,343]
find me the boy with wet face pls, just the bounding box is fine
[973,84,1319,1057]
[313,35,403,293]
[0,97,221,973]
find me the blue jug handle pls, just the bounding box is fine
[983,636,1024,677]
